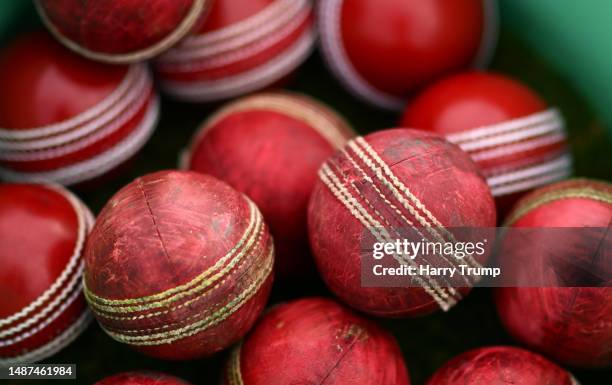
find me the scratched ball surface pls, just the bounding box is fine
[223,297,410,385]
[495,179,612,368]
[83,170,274,360]
[308,128,496,317]
[36,0,209,63]
[94,371,192,385]
[185,92,354,281]
[426,346,577,385]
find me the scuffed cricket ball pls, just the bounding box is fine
[184,92,354,280]
[426,346,578,385]
[0,183,94,365]
[401,72,572,210]
[83,170,274,360]
[35,0,210,63]
[308,129,496,317]
[318,0,498,109]
[495,179,612,368]
[223,297,410,385]
[94,371,192,385]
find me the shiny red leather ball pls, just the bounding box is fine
[0,32,158,186]
[401,72,572,210]
[0,183,93,364]
[318,0,498,109]
[155,0,316,102]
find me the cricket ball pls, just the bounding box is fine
[223,297,410,385]
[0,32,159,186]
[495,179,612,368]
[83,170,274,360]
[155,0,316,102]
[318,0,498,110]
[35,0,210,63]
[95,371,192,385]
[0,183,94,365]
[401,72,572,209]
[426,346,578,385]
[308,129,496,317]
[183,92,354,280]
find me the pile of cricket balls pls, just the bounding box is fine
[0,1,609,384]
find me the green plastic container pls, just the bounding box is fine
[502,0,612,135]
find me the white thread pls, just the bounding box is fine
[0,76,152,159]
[0,310,92,366]
[0,65,145,140]
[176,0,299,49]
[319,0,497,110]
[319,163,452,310]
[457,120,564,152]
[445,109,561,144]
[491,168,571,197]
[161,27,315,101]
[488,154,572,186]
[157,6,310,73]
[489,155,572,196]
[471,132,566,161]
[318,0,404,110]
[321,162,453,307]
[0,280,83,346]
[342,148,469,290]
[353,138,482,270]
[0,185,87,328]
[0,96,159,185]
[158,0,307,63]
[334,163,456,301]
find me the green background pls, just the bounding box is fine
[1,1,611,384]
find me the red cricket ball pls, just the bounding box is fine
[401,72,572,210]
[495,179,612,368]
[184,92,354,280]
[94,371,192,385]
[155,0,316,102]
[0,32,159,186]
[318,0,498,109]
[426,346,577,385]
[0,183,94,365]
[35,0,210,63]
[83,170,274,360]
[308,129,496,317]
[223,297,410,385]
